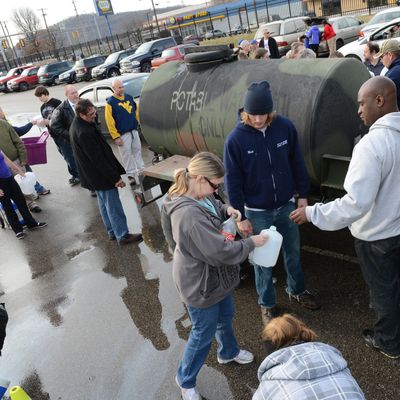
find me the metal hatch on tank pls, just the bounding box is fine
[135,45,370,206]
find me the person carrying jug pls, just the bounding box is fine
[161,151,267,400]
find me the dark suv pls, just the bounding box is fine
[37,61,73,86]
[75,55,107,81]
[120,37,177,73]
[91,48,138,80]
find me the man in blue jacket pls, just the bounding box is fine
[224,81,320,325]
[375,39,400,107]
[306,23,320,56]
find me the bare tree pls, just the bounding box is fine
[12,8,41,42]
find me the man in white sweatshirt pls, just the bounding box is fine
[290,76,400,359]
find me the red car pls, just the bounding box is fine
[151,44,197,70]
[0,65,31,93]
[7,66,40,92]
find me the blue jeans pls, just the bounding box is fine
[246,202,305,308]
[96,188,128,242]
[355,235,400,355]
[53,137,79,179]
[176,294,239,389]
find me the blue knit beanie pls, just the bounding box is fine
[244,81,273,115]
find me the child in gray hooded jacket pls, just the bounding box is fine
[162,152,266,400]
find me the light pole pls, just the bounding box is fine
[150,0,161,35]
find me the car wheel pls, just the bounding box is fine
[54,76,60,85]
[141,62,151,73]
[345,54,361,61]
[336,39,344,50]
[19,82,29,91]
[108,69,119,77]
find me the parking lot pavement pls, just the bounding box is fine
[0,89,399,399]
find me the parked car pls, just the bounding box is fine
[91,48,138,80]
[205,29,226,39]
[229,25,249,35]
[339,17,400,61]
[59,67,76,84]
[75,55,107,81]
[6,66,39,92]
[37,61,74,86]
[151,43,198,70]
[120,37,177,74]
[183,34,203,44]
[78,73,149,137]
[0,65,31,93]
[360,6,400,38]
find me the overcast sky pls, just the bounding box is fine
[4,0,205,34]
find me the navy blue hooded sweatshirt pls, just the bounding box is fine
[224,113,309,219]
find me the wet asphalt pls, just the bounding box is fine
[0,88,399,400]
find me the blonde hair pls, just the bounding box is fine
[262,314,317,349]
[168,152,224,197]
[240,110,276,126]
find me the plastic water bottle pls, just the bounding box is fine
[250,226,283,268]
[220,215,237,241]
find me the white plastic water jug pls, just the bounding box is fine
[14,172,36,195]
[250,226,283,268]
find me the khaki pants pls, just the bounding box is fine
[327,37,336,57]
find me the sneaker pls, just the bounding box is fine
[30,206,42,213]
[38,189,51,195]
[362,329,400,359]
[109,234,116,241]
[288,289,321,310]
[28,222,48,231]
[69,177,80,186]
[260,306,279,326]
[175,376,202,400]
[16,232,25,240]
[217,349,254,365]
[128,176,137,186]
[118,233,143,245]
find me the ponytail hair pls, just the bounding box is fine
[168,152,225,197]
[262,314,317,349]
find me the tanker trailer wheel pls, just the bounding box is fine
[336,39,344,49]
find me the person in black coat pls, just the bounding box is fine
[69,99,142,245]
[50,85,80,186]
[258,29,280,59]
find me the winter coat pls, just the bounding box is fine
[259,37,280,58]
[224,113,309,218]
[253,342,365,400]
[0,120,27,164]
[69,116,125,191]
[385,56,400,107]
[50,100,75,142]
[161,195,254,308]
[306,112,400,241]
[306,25,321,45]
[323,23,336,40]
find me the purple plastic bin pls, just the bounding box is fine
[22,131,49,165]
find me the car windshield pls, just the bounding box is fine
[368,11,400,25]
[161,49,176,58]
[20,68,31,77]
[135,42,153,54]
[6,69,17,77]
[125,75,149,98]
[104,52,119,64]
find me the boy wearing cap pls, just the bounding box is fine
[375,39,400,107]
[224,81,320,325]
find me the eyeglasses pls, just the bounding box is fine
[203,176,219,191]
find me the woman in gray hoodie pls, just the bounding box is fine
[162,152,266,400]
